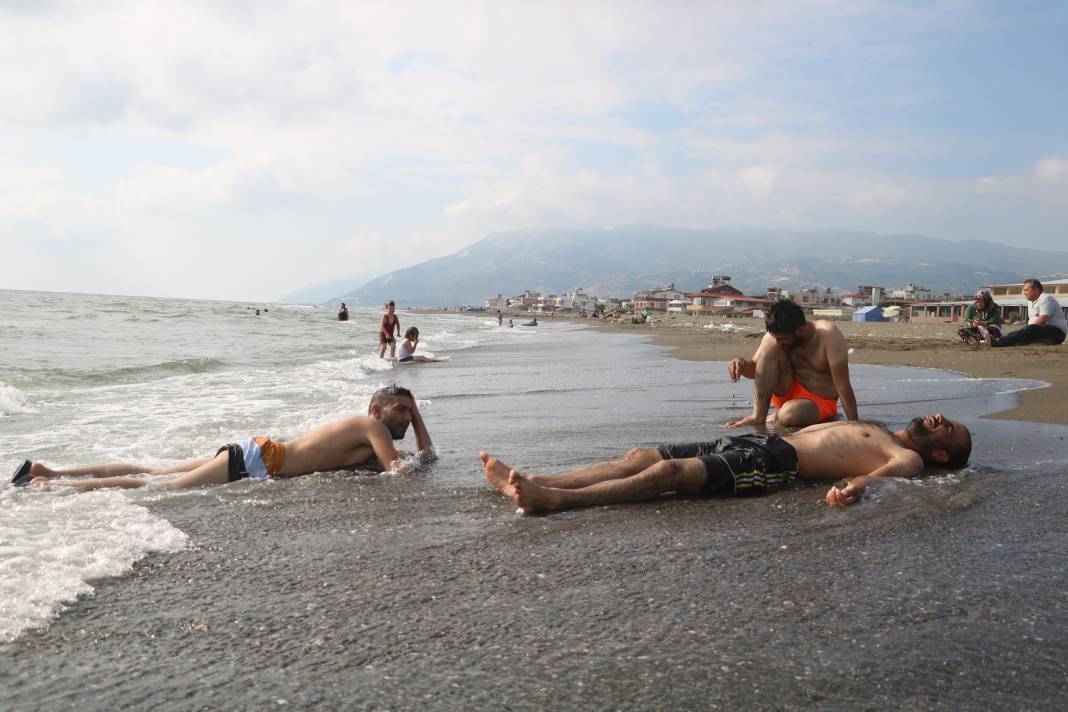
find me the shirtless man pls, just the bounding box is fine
[481,413,971,512]
[727,300,858,429]
[11,386,434,492]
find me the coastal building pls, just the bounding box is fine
[484,294,509,311]
[781,287,841,308]
[686,276,744,315]
[633,284,686,313]
[509,290,540,309]
[889,282,934,301]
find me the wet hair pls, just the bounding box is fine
[404,326,419,340]
[922,424,972,469]
[765,300,806,334]
[385,299,396,307]
[368,385,413,414]
[1024,278,1043,293]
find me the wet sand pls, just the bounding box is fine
[4,320,1068,710]
[597,315,1068,425]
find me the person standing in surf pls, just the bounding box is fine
[378,300,401,359]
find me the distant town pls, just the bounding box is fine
[480,275,1068,324]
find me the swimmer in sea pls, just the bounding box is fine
[397,327,446,363]
[481,414,970,513]
[12,386,434,491]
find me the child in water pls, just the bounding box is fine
[397,327,447,364]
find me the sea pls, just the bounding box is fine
[2,288,1067,710]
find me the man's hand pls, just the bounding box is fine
[727,358,751,383]
[726,415,767,430]
[826,481,865,506]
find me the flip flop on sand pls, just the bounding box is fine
[10,460,33,487]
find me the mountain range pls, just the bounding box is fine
[324,226,1068,307]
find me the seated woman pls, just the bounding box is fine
[397,327,447,363]
[958,290,1003,346]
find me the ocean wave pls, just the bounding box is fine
[20,358,230,388]
[0,382,32,416]
[0,489,189,642]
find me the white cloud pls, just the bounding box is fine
[0,1,1065,300]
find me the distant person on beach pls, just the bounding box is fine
[991,279,1066,347]
[338,303,349,321]
[957,291,1002,346]
[726,300,858,429]
[379,300,401,359]
[497,309,503,326]
[397,327,446,363]
[481,413,970,513]
[13,386,435,492]
[508,319,514,328]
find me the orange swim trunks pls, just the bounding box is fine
[253,437,286,476]
[770,379,839,421]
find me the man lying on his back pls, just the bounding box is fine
[481,414,970,512]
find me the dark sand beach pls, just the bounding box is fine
[596,314,1068,425]
[4,315,1068,711]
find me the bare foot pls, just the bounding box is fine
[510,470,559,513]
[480,452,516,497]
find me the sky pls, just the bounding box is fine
[1,0,1066,301]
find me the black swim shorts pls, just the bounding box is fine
[216,443,250,482]
[658,433,798,496]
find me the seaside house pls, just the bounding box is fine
[633,284,686,313]
[889,282,934,301]
[484,294,509,311]
[780,286,841,308]
[686,275,744,315]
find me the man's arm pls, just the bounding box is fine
[365,421,404,471]
[826,328,859,421]
[825,450,923,506]
[409,399,435,458]
[1031,314,1050,326]
[726,335,774,429]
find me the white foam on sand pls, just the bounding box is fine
[0,488,189,642]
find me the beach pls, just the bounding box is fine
[586,314,1068,425]
[4,292,1068,710]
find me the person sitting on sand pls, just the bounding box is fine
[397,327,446,363]
[727,300,858,429]
[481,413,970,513]
[12,386,434,492]
[991,278,1066,347]
[957,290,1002,346]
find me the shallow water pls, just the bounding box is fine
[2,289,1067,710]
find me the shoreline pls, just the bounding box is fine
[417,309,1067,425]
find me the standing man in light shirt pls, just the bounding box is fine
[992,278,1067,347]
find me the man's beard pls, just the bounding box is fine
[906,416,930,439]
[382,416,409,440]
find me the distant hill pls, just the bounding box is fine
[328,226,1068,306]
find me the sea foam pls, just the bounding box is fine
[0,488,189,642]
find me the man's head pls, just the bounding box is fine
[368,385,414,439]
[764,300,807,348]
[904,413,971,468]
[1023,278,1043,301]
